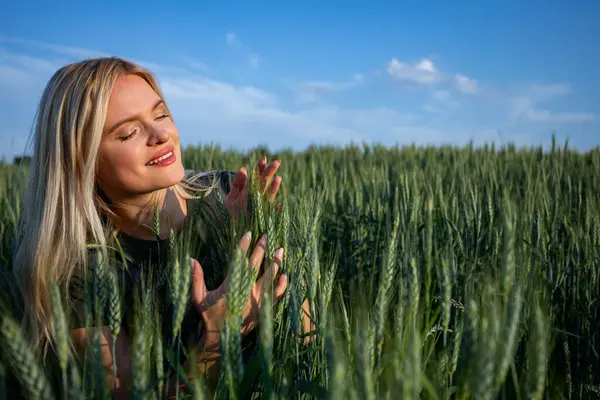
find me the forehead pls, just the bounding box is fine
[105,74,161,120]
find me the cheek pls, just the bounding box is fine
[97,143,144,185]
[168,123,180,142]
[165,124,181,153]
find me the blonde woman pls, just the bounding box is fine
[10,57,302,398]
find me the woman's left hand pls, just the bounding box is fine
[225,156,282,218]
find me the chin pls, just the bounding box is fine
[151,162,186,189]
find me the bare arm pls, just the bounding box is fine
[71,326,132,399]
[68,231,292,397]
[70,325,222,399]
[164,327,222,398]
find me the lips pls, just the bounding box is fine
[146,146,174,165]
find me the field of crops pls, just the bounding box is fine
[0,140,599,399]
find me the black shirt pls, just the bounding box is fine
[67,169,241,377]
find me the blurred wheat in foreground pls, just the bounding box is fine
[0,140,599,399]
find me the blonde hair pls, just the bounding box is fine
[11,57,217,361]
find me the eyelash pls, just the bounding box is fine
[120,130,137,142]
[120,114,170,142]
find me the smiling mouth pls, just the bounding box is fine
[146,151,174,166]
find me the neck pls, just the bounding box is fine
[108,187,188,241]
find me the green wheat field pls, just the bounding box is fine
[0,139,599,399]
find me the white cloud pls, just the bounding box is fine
[423,103,445,114]
[0,48,67,103]
[249,55,260,68]
[224,32,261,70]
[161,77,279,111]
[225,32,238,46]
[507,83,596,123]
[285,74,365,104]
[455,74,478,94]
[527,109,595,123]
[432,91,450,101]
[387,58,441,85]
[160,75,430,149]
[0,47,62,72]
[510,97,595,123]
[386,58,478,97]
[526,83,571,101]
[181,57,210,72]
[161,79,370,148]
[300,76,362,92]
[0,35,111,59]
[0,41,445,158]
[0,36,596,160]
[425,90,461,115]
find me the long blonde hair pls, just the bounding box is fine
[11,57,214,360]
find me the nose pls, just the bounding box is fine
[147,124,170,146]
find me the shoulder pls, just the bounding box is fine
[67,248,115,299]
[66,248,112,328]
[183,169,237,194]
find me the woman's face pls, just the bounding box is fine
[96,73,185,202]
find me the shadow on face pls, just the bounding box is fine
[96,73,185,204]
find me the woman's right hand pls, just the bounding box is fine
[189,231,288,336]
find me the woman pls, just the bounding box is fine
[10,57,304,398]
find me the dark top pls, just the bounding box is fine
[67,169,255,381]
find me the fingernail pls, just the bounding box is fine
[245,231,252,240]
[275,248,284,259]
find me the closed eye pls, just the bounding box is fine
[120,130,137,142]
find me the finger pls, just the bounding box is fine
[229,168,247,199]
[275,203,282,214]
[256,156,267,176]
[216,270,232,301]
[274,274,288,302]
[261,160,280,191]
[271,247,284,280]
[261,160,280,193]
[265,248,283,287]
[249,234,267,271]
[254,247,283,296]
[301,298,313,332]
[268,176,282,202]
[240,183,249,209]
[190,258,207,306]
[237,231,253,256]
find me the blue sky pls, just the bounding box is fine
[1,1,599,161]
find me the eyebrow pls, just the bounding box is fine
[107,99,165,134]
